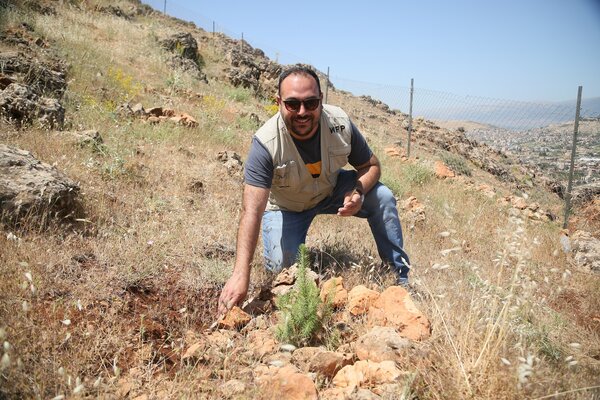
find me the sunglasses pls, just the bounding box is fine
[281,97,321,112]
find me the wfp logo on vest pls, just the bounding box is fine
[329,125,346,134]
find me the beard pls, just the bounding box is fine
[286,112,320,139]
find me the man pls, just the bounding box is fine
[218,65,410,314]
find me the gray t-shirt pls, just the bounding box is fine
[244,121,372,189]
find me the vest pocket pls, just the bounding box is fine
[272,160,299,188]
[328,146,351,173]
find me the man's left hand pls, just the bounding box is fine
[337,190,363,216]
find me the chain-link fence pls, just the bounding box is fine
[149,0,600,216]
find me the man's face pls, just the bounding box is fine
[277,74,322,140]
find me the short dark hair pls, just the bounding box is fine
[278,64,321,95]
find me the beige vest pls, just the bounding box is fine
[255,104,353,212]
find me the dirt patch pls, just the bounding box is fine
[550,289,600,335]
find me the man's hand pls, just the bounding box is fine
[337,189,363,216]
[218,271,249,315]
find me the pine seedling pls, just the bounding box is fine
[275,245,325,347]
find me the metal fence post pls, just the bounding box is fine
[163,0,166,14]
[563,85,583,229]
[324,67,330,104]
[407,78,414,158]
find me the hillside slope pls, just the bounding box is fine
[1,1,599,399]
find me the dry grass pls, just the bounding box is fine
[1,1,599,399]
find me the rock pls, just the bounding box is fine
[384,146,406,158]
[573,182,600,205]
[0,51,66,98]
[347,285,380,316]
[0,144,79,223]
[170,112,198,127]
[476,184,496,198]
[255,365,318,400]
[182,330,238,363]
[116,378,134,398]
[218,306,251,330]
[115,102,134,116]
[401,196,424,211]
[160,32,206,81]
[331,360,402,394]
[308,351,354,379]
[247,329,278,359]
[511,196,528,210]
[146,106,163,117]
[0,83,64,128]
[160,32,199,63]
[264,351,293,367]
[291,346,322,373]
[355,326,412,362]
[187,180,204,194]
[320,277,348,309]
[225,49,281,97]
[572,230,600,273]
[217,150,242,163]
[271,264,320,296]
[70,130,103,146]
[434,160,455,178]
[96,5,131,20]
[131,102,146,116]
[368,286,431,341]
[221,379,246,398]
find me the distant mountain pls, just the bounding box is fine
[414,96,600,131]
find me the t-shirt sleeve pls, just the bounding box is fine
[244,137,274,188]
[348,121,373,168]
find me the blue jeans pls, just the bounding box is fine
[262,170,410,283]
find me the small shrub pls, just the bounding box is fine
[275,245,331,347]
[441,151,472,176]
[404,163,434,186]
[225,86,252,103]
[236,115,259,131]
[263,102,279,117]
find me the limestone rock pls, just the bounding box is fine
[308,351,354,379]
[0,83,64,128]
[0,144,79,223]
[320,277,348,309]
[347,285,380,316]
[69,130,103,146]
[220,379,246,398]
[434,160,455,178]
[355,326,412,362]
[271,264,320,296]
[218,306,251,330]
[331,360,402,393]
[255,364,318,400]
[182,330,238,363]
[368,286,431,341]
[247,329,278,359]
[291,346,322,373]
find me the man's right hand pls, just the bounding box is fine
[217,271,249,315]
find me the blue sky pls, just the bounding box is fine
[142,0,600,103]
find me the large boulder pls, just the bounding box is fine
[225,48,281,97]
[159,32,206,81]
[0,51,67,98]
[0,144,79,223]
[0,83,64,128]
